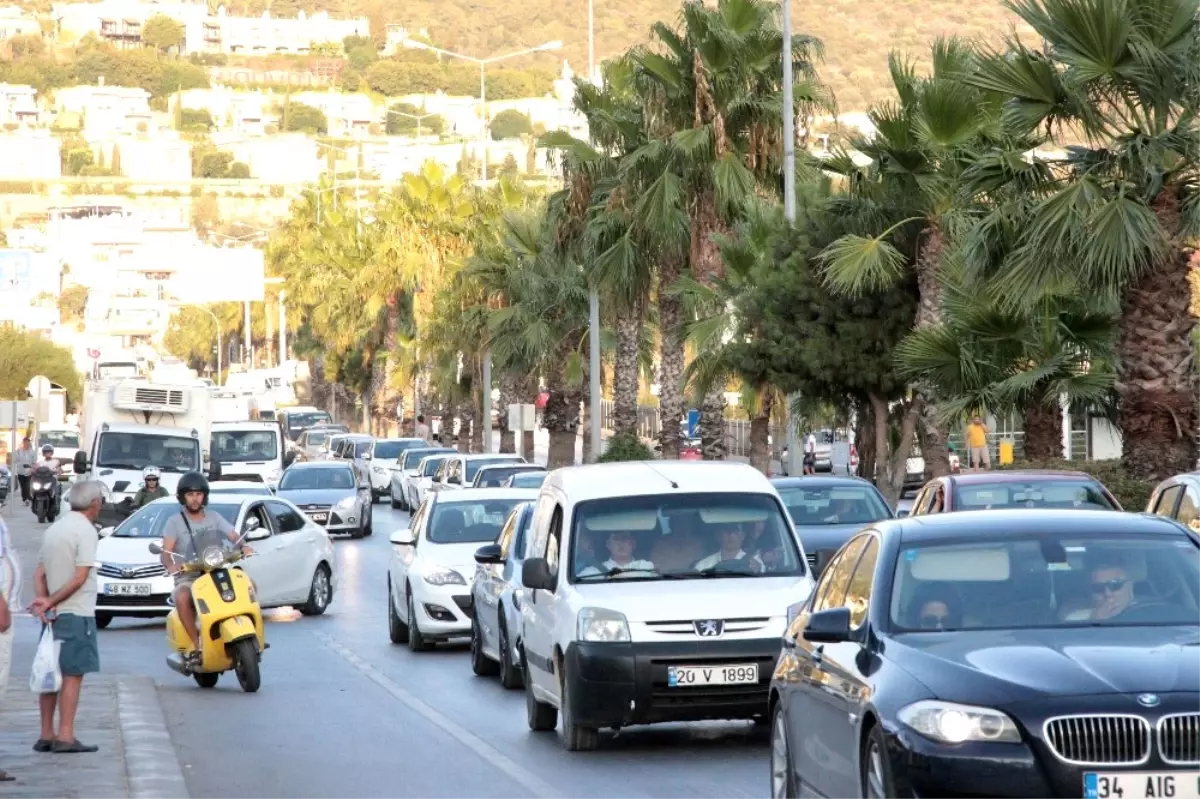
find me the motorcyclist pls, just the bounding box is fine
[158,472,253,665]
[37,445,61,475]
[131,466,169,508]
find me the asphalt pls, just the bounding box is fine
[1,495,770,798]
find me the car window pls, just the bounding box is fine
[464,457,523,482]
[528,493,556,558]
[1155,485,1183,517]
[447,461,461,485]
[422,456,450,478]
[496,511,517,559]
[241,502,271,535]
[1177,486,1200,531]
[214,429,279,462]
[266,501,306,533]
[811,536,866,613]
[546,505,563,580]
[427,499,527,544]
[512,509,530,560]
[355,440,372,458]
[955,480,1116,510]
[507,472,547,489]
[375,440,419,460]
[777,484,891,526]
[844,536,879,630]
[409,501,429,547]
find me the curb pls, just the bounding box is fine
[115,676,190,799]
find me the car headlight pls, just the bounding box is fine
[335,496,356,509]
[423,567,466,586]
[577,607,631,643]
[201,546,225,569]
[786,601,806,626]
[897,700,1022,744]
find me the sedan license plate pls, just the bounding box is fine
[667,663,758,687]
[105,583,151,596]
[308,512,328,522]
[1085,772,1200,799]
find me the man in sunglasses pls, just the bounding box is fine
[1089,557,1134,621]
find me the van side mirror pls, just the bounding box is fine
[803,607,853,644]
[208,461,222,481]
[73,451,88,474]
[521,557,555,591]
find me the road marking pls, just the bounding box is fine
[315,631,558,799]
[116,676,191,799]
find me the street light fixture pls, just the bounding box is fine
[385,108,440,141]
[401,38,563,184]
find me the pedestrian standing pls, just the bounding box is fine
[965,415,991,471]
[13,438,35,505]
[414,414,431,444]
[0,511,21,781]
[803,432,817,475]
[29,480,103,755]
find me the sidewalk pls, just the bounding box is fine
[0,500,188,799]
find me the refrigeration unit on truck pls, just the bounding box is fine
[74,379,219,501]
[211,420,284,487]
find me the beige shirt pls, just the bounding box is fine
[415,423,431,442]
[38,511,98,618]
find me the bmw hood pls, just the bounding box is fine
[793,522,873,555]
[890,626,1200,705]
[276,488,355,506]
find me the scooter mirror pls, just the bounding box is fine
[148,542,163,555]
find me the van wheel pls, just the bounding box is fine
[95,613,112,629]
[299,564,331,616]
[388,583,409,644]
[561,672,599,751]
[233,639,260,693]
[193,672,219,689]
[471,615,499,676]
[406,592,432,652]
[522,650,557,732]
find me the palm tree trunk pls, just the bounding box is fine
[523,376,537,461]
[1022,397,1063,460]
[544,377,580,469]
[657,256,685,459]
[613,309,641,436]
[748,391,773,474]
[856,397,877,483]
[699,384,726,460]
[457,389,473,453]
[871,392,922,508]
[496,373,515,453]
[914,226,952,478]
[1116,215,1197,480]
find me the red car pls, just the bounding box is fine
[908,469,1123,515]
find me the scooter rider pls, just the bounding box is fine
[38,445,61,474]
[131,467,168,508]
[158,472,253,664]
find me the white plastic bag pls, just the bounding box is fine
[29,624,61,695]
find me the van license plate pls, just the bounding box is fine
[667,664,758,687]
[106,583,151,596]
[1085,772,1200,799]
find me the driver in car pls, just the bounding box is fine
[694,525,763,572]
[1088,557,1135,620]
[577,531,655,578]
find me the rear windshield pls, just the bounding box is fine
[777,485,891,526]
[465,457,524,481]
[374,440,422,460]
[955,480,1116,510]
[421,456,451,477]
[286,412,331,430]
[475,466,544,487]
[402,448,451,469]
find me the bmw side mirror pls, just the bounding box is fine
[475,543,504,564]
[803,607,853,644]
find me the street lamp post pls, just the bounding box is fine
[401,38,562,184]
[586,0,601,462]
[782,0,802,478]
[385,108,439,140]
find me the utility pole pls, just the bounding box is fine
[782,0,802,478]
[587,0,602,462]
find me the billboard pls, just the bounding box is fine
[168,246,266,303]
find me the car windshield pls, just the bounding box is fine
[97,433,200,472]
[213,430,279,462]
[476,466,543,487]
[507,472,547,489]
[305,431,329,447]
[890,533,1200,632]
[403,448,451,470]
[570,492,805,582]
[375,440,420,460]
[421,456,451,477]
[286,412,331,432]
[954,480,1117,510]
[39,431,80,449]
[465,457,523,481]
[428,499,527,544]
[278,467,355,491]
[210,486,271,495]
[777,485,890,526]
[113,502,239,537]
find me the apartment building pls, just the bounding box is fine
[293,90,375,137]
[0,83,41,126]
[214,132,321,182]
[0,130,62,179]
[55,81,154,136]
[176,87,275,134]
[0,6,41,44]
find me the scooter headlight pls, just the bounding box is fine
[201,546,225,568]
[32,481,49,491]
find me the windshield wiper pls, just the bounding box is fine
[576,566,661,581]
[99,462,141,471]
[692,566,758,578]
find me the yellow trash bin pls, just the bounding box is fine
[999,439,1014,466]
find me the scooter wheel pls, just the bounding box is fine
[233,639,260,693]
[194,672,219,688]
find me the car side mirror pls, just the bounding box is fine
[896,509,910,518]
[245,525,270,541]
[390,528,415,545]
[147,542,163,555]
[814,548,838,578]
[475,543,504,564]
[208,461,222,481]
[803,607,853,644]
[73,451,88,474]
[99,526,114,538]
[363,452,372,461]
[521,557,555,591]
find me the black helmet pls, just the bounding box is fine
[176,471,210,506]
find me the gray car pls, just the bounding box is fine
[276,461,373,539]
[469,501,535,688]
[470,463,546,488]
[771,476,893,574]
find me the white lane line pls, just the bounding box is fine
[315,631,558,799]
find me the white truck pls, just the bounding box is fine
[211,420,284,487]
[73,378,218,502]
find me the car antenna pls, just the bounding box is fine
[642,461,679,489]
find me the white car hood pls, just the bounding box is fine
[96,535,159,567]
[422,541,490,579]
[573,576,813,622]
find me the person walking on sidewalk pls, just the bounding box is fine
[13,437,36,505]
[0,512,21,781]
[29,480,103,755]
[415,414,431,444]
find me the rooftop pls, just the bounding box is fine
[547,460,773,503]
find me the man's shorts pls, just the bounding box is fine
[50,613,100,677]
[969,445,990,467]
[174,572,198,590]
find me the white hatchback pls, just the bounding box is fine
[94,495,339,628]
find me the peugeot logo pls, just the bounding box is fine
[1137,694,1160,708]
[694,620,724,638]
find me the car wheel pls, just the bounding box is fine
[95,613,112,630]
[389,489,401,510]
[299,564,332,616]
[860,725,895,799]
[770,703,797,799]
[470,614,499,676]
[406,591,431,652]
[560,669,599,751]
[522,649,557,732]
[497,616,522,690]
[388,582,409,644]
[364,507,373,536]
[350,513,366,539]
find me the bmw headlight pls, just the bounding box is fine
[577,607,631,643]
[201,546,225,569]
[336,496,356,509]
[897,700,1022,744]
[423,567,466,586]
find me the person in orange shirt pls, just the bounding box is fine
[965,415,990,470]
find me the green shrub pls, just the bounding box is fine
[597,433,654,463]
[998,458,1156,512]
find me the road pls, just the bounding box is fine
[60,501,769,798]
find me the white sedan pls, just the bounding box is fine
[387,488,538,651]
[94,495,338,628]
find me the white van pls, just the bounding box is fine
[211,420,284,488]
[517,461,815,750]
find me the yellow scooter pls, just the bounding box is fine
[148,536,266,692]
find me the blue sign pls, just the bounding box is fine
[686,409,700,439]
[0,250,32,292]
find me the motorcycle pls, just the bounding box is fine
[30,465,60,524]
[148,520,267,693]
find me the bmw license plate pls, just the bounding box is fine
[105,583,151,596]
[1085,772,1200,799]
[667,664,758,687]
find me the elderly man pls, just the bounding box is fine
[29,480,103,754]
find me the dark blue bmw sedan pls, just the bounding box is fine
[769,509,1200,799]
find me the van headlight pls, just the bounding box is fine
[577,608,630,643]
[201,546,225,569]
[423,567,466,586]
[897,700,1021,744]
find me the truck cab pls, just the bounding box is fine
[211,420,284,488]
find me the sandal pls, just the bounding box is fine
[0,770,15,782]
[32,739,53,753]
[52,740,98,754]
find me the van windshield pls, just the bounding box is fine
[213,430,279,462]
[570,492,805,582]
[97,433,200,472]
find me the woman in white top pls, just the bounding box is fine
[578,531,656,578]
